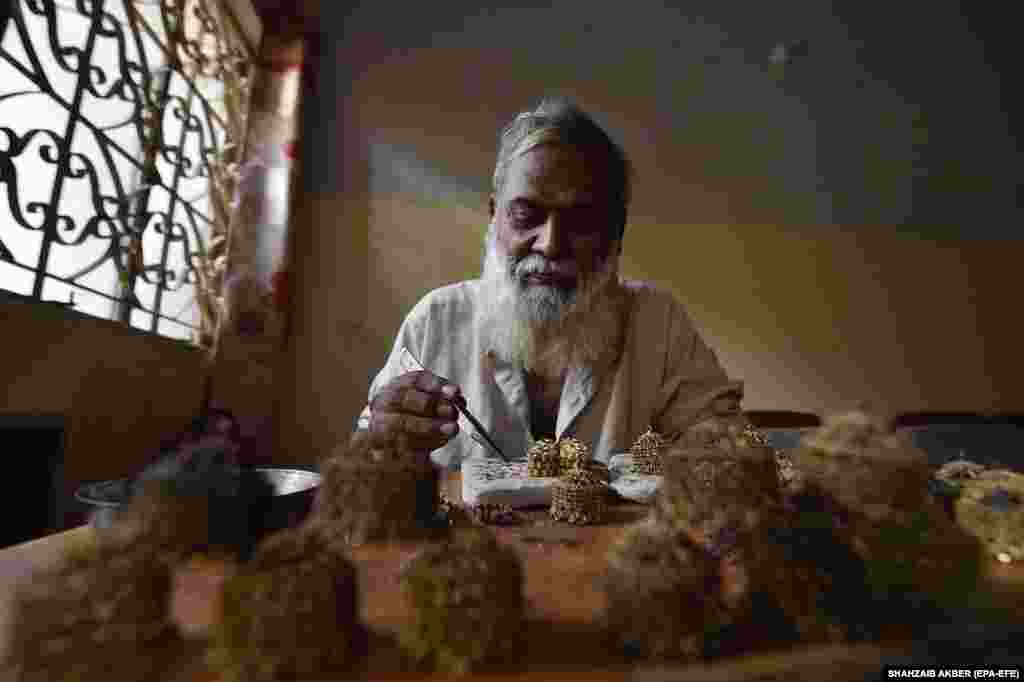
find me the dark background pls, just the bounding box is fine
[833,0,1020,233]
[286,0,1023,454]
[309,0,1020,236]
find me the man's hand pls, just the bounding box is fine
[365,371,462,453]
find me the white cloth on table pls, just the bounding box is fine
[606,453,662,504]
[461,451,662,508]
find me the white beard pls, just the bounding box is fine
[478,224,629,379]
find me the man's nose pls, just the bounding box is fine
[532,213,567,258]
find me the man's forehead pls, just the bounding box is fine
[502,144,609,201]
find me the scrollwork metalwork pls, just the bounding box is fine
[0,0,252,344]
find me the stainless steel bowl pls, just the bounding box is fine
[253,467,322,535]
[257,468,321,496]
[75,467,322,534]
[75,479,132,508]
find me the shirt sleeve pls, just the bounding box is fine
[355,303,428,431]
[651,299,744,442]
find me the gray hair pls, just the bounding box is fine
[492,96,633,239]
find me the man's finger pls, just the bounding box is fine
[397,412,456,440]
[398,387,438,416]
[369,411,457,443]
[395,370,461,398]
[372,386,444,418]
[379,370,430,393]
[370,383,417,415]
[411,370,446,394]
[364,428,453,454]
[374,372,462,414]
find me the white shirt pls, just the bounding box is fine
[358,278,743,470]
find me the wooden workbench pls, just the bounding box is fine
[0,473,1019,681]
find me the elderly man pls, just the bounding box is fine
[355,97,742,470]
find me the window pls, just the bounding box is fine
[0,0,252,344]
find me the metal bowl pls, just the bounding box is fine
[74,480,130,530]
[75,479,133,508]
[74,467,322,534]
[253,467,322,535]
[257,467,321,496]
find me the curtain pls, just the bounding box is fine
[208,23,306,466]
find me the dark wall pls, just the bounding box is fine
[284,0,1021,456]
[1,299,206,522]
[825,0,1019,233]
[310,0,1019,233]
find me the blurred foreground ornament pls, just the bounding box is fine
[208,523,360,681]
[603,520,723,662]
[954,470,1024,563]
[788,409,985,637]
[398,527,525,675]
[310,439,442,546]
[654,444,782,557]
[651,438,878,650]
[6,442,275,680]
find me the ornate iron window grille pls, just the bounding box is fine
[0,0,253,346]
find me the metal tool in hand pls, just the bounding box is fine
[399,346,510,462]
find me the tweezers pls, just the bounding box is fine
[399,346,510,462]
